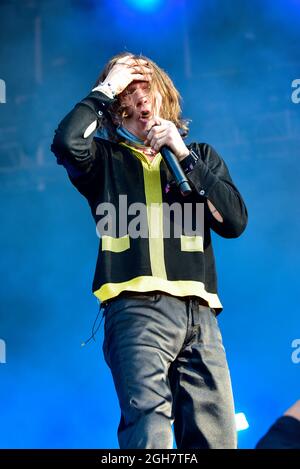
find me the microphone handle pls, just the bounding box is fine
[160,146,192,196]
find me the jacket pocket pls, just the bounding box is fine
[101,234,130,253]
[180,234,203,252]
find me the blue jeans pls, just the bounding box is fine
[102,291,237,449]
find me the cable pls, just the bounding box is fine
[81,303,106,347]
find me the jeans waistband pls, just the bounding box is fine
[112,290,210,307]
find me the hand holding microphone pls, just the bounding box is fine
[144,118,192,196]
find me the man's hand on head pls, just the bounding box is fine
[98,56,153,97]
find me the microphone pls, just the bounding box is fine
[160,146,192,196]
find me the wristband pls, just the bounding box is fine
[92,81,115,99]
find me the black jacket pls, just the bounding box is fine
[51,90,248,312]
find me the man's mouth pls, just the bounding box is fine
[139,111,152,122]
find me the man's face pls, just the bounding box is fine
[118,80,162,141]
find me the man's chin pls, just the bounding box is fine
[139,126,150,141]
[139,116,152,124]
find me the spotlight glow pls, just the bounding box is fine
[124,0,164,13]
[235,412,249,431]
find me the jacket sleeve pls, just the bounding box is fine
[255,416,300,449]
[183,142,248,238]
[50,90,115,182]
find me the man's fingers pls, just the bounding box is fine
[125,57,149,65]
[149,133,169,150]
[128,65,152,76]
[146,124,165,141]
[115,55,140,64]
[145,118,163,133]
[130,73,152,82]
[127,60,150,66]
[117,57,150,70]
[145,129,168,147]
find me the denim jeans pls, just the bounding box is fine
[102,291,237,449]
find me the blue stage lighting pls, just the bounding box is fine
[124,0,164,13]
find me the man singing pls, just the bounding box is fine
[51,52,248,449]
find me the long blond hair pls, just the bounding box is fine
[93,52,190,141]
